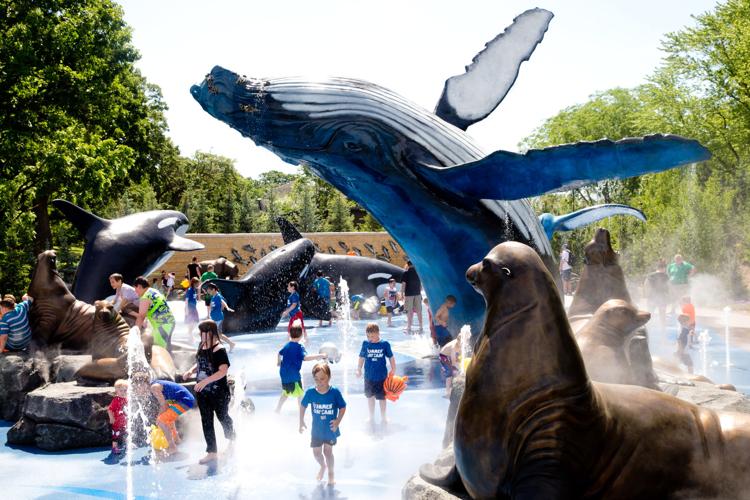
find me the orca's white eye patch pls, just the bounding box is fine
[158,217,179,229]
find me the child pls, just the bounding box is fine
[299,362,347,486]
[676,314,694,374]
[184,277,201,343]
[282,281,306,340]
[439,331,463,398]
[680,296,697,347]
[107,379,128,458]
[383,279,400,327]
[205,283,236,351]
[275,321,328,413]
[350,294,364,321]
[313,271,332,327]
[183,319,235,465]
[356,323,396,426]
[434,295,457,347]
[150,379,196,456]
[424,297,437,347]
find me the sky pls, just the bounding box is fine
[116,0,718,179]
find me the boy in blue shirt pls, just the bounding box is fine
[204,283,236,351]
[313,271,332,327]
[300,362,346,486]
[281,281,306,340]
[356,322,396,426]
[0,294,33,352]
[275,321,328,413]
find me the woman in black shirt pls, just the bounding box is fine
[184,319,235,464]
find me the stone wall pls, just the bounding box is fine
[153,232,406,283]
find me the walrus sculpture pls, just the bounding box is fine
[199,257,239,280]
[420,241,750,499]
[28,250,172,382]
[575,299,651,386]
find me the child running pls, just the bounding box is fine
[680,296,697,347]
[676,314,694,374]
[356,322,396,427]
[299,362,347,486]
[107,379,128,459]
[275,321,328,413]
[204,283,236,351]
[282,281,306,341]
[184,277,201,343]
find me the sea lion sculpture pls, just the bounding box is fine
[422,241,750,499]
[576,299,651,386]
[28,250,172,382]
[191,8,710,333]
[199,257,239,280]
[52,199,204,303]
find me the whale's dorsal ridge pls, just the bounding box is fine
[435,8,554,130]
[52,199,108,238]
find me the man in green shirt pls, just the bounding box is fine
[667,254,695,314]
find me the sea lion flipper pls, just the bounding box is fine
[52,199,108,237]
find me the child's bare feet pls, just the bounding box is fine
[199,452,218,464]
[316,465,327,481]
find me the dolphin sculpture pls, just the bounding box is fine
[190,9,711,331]
[53,199,204,304]
[539,204,647,241]
[203,238,315,333]
[274,217,405,319]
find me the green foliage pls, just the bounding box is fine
[324,192,355,232]
[524,0,750,296]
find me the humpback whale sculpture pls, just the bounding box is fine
[191,9,710,331]
[539,204,646,242]
[53,200,204,304]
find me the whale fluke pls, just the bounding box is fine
[435,8,554,130]
[539,204,647,241]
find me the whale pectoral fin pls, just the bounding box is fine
[275,216,303,244]
[419,135,711,200]
[168,234,205,251]
[435,8,554,130]
[52,199,108,237]
[540,204,646,240]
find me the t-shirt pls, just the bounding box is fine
[645,271,669,298]
[187,263,202,280]
[359,340,393,381]
[301,386,346,442]
[402,266,422,297]
[313,277,331,301]
[109,396,127,431]
[0,300,32,350]
[384,287,398,307]
[560,249,571,271]
[117,283,140,304]
[210,293,225,322]
[681,303,696,326]
[200,271,218,282]
[667,261,694,285]
[196,346,230,393]
[279,341,307,384]
[185,287,198,307]
[143,288,174,327]
[156,380,195,408]
[287,291,300,317]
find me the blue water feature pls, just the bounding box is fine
[1,301,450,499]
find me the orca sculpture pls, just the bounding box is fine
[203,239,315,333]
[53,200,204,304]
[191,9,710,331]
[274,217,404,320]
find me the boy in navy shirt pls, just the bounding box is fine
[300,362,346,486]
[275,321,328,413]
[281,281,307,341]
[356,322,396,426]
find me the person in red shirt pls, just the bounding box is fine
[107,379,128,457]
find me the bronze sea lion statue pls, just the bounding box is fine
[28,250,172,382]
[421,241,750,499]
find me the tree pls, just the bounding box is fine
[0,0,173,291]
[324,192,355,232]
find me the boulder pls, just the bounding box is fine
[402,474,466,500]
[51,354,93,383]
[7,417,36,445]
[35,423,109,450]
[0,351,47,421]
[23,382,114,434]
